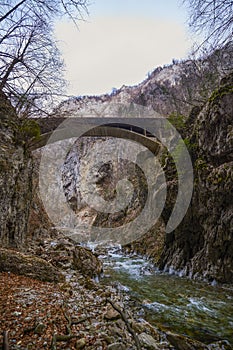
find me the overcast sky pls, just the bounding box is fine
[54,0,193,96]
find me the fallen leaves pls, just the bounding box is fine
[0,272,85,349]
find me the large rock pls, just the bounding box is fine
[73,245,103,278]
[166,332,232,350]
[0,248,64,282]
[104,305,121,321]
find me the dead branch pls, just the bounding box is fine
[2,331,9,350]
[51,333,78,350]
[71,316,89,325]
[50,306,85,349]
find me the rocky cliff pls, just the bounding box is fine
[125,73,233,283]
[0,94,33,248]
[158,73,233,283]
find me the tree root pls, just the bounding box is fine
[50,306,88,349]
[106,298,142,350]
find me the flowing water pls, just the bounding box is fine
[99,246,233,345]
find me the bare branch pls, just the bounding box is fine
[0,0,27,23]
[0,0,89,117]
[184,0,233,52]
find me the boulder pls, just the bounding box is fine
[28,237,103,278]
[73,245,103,278]
[0,248,64,283]
[104,305,121,321]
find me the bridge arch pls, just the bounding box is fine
[29,123,161,154]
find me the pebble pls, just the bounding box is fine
[24,317,32,322]
[75,338,86,349]
[13,311,22,316]
[104,306,121,320]
[34,323,46,335]
[94,339,103,346]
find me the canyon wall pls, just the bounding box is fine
[0,95,33,248]
[158,73,233,283]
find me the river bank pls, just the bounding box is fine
[1,237,232,350]
[0,246,174,350]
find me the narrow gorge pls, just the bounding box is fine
[0,46,233,349]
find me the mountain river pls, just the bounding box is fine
[97,246,233,345]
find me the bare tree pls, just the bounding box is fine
[184,0,233,51]
[0,0,89,116]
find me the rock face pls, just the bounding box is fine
[57,136,162,246]
[27,149,57,241]
[0,94,33,248]
[159,73,233,283]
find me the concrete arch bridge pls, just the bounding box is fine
[29,117,162,154]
